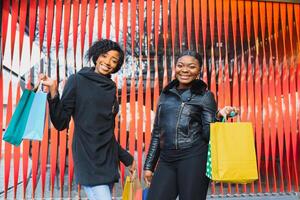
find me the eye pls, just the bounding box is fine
[176,64,183,68]
[112,60,118,64]
[101,54,107,58]
[189,65,197,69]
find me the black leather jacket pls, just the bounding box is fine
[144,79,217,171]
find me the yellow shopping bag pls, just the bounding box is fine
[209,121,258,183]
[122,176,142,200]
[122,176,133,200]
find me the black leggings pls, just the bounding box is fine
[147,154,210,200]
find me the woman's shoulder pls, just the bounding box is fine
[200,90,217,108]
[203,89,215,97]
[200,90,216,100]
[191,89,216,106]
[68,74,76,79]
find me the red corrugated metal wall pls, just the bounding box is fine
[0,0,299,198]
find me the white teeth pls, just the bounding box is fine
[100,64,110,71]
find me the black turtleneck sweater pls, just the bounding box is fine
[47,67,133,186]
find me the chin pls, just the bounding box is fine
[179,79,193,84]
[100,71,110,75]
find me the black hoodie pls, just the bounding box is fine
[48,67,133,185]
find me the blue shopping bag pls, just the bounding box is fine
[22,90,47,141]
[142,188,148,200]
[3,89,35,146]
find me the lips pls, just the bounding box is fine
[178,75,191,80]
[100,64,111,71]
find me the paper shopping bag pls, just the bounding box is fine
[135,187,143,200]
[122,176,142,200]
[122,176,134,200]
[208,121,258,183]
[22,91,47,141]
[3,89,35,146]
[142,188,149,200]
[205,142,212,179]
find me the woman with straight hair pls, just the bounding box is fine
[144,50,238,200]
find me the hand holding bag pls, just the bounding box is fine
[206,114,258,183]
[3,81,47,145]
[22,82,47,141]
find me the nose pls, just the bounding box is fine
[103,57,111,66]
[181,66,189,72]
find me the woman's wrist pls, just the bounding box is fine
[49,82,58,99]
[49,87,58,99]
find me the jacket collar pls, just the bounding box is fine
[163,79,207,95]
[77,67,115,90]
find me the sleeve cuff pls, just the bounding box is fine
[143,166,154,172]
[123,155,134,167]
[47,92,59,103]
[215,109,222,121]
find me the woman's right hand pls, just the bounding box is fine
[38,74,58,98]
[144,170,153,187]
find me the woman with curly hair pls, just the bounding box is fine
[40,39,135,200]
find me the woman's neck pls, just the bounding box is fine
[177,84,192,90]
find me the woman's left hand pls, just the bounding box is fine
[128,160,136,180]
[217,106,239,119]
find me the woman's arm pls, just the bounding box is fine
[46,74,76,130]
[113,138,136,178]
[143,109,161,186]
[115,139,134,166]
[144,108,161,172]
[201,91,218,142]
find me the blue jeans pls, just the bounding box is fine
[82,184,113,200]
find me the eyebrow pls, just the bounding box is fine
[177,62,197,65]
[103,53,120,60]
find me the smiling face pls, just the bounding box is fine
[175,55,201,89]
[94,50,120,75]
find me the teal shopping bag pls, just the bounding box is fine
[3,89,35,146]
[22,91,47,141]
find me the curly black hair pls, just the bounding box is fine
[86,39,125,73]
[177,50,203,68]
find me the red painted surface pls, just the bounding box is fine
[1,1,299,198]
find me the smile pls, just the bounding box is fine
[179,75,191,79]
[100,64,111,71]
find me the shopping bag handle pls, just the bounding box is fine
[33,80,43,92]
[129,169,137,182]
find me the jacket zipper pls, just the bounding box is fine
[175,102,185,149]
